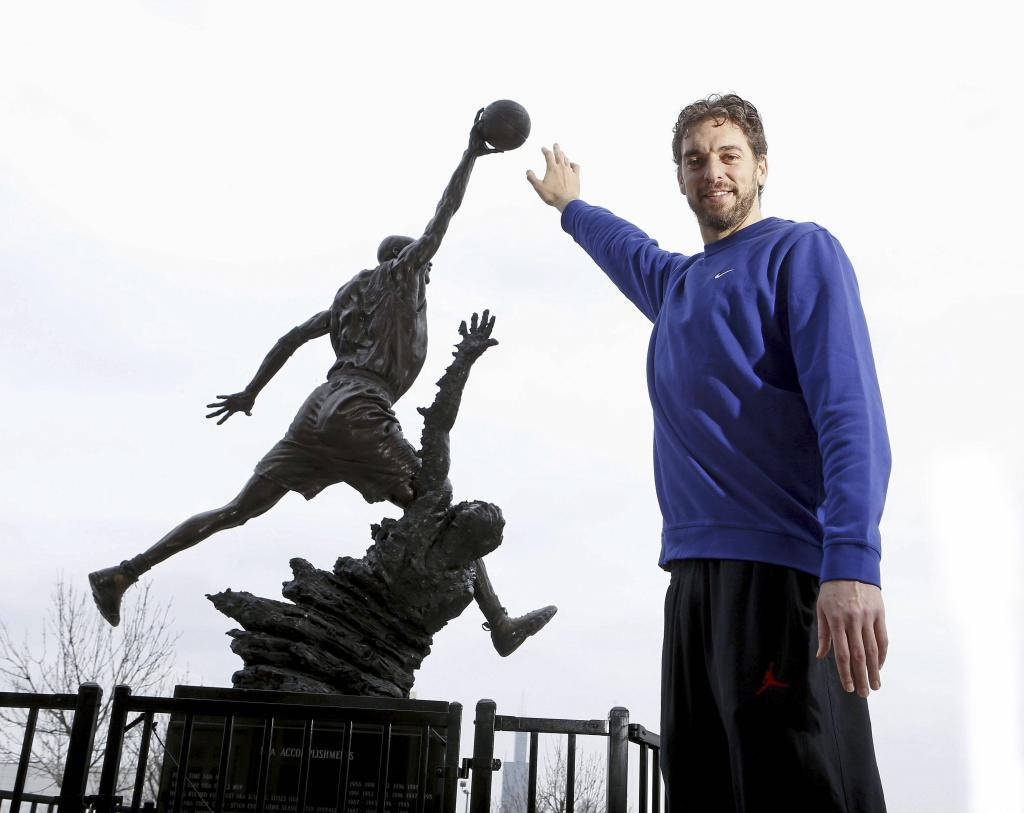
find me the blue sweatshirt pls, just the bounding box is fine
[561,200,891,586]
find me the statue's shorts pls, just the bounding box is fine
[254,371,420,503]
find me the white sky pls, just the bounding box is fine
[1,1,1022,811]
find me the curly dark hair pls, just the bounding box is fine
[671,93,767,168]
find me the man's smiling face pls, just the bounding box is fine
[677,118,767,241]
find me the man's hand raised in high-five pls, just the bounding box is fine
[526,143,580,212]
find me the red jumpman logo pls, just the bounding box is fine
[755,662,789,696]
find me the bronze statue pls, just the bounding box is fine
[89,106,554,659]
[212,311,552,695]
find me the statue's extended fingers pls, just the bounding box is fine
[206,402,223,409]
[206,407,227,419]
[481,309,490,327]
[216,413,232,425]
[470,312,479,331]
[487,313,496,332]
[459,320,468,337]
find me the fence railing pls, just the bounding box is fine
[2,686,661,813]
[0,684,103,813]
[467,700,661,813]
[0,790,60,813]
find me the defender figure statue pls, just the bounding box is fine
[89,107,554,658]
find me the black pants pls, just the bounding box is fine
[660,559,886,813]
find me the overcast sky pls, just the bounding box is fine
[2,2,1022,811]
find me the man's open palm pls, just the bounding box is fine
[526,143,581,212]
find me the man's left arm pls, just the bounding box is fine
[785,228,893,699]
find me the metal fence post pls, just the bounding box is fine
[468,700,496,813]
[57,683,103,813]
[95,685,132,813]
[442,702,462,813]
[606,707,629,813]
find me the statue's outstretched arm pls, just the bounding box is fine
[390,111,499,277]
[205,310,330,425]
[414,310,497,492]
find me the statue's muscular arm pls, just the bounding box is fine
[389,111,498,278]
[205,310,331,424]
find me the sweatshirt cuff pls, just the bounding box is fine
[560,198,587,233]
[820,541,881,588]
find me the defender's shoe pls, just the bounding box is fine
[88,563,138,627]
[483,605,557,657]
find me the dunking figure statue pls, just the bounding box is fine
[89,110,555,657]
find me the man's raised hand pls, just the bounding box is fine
[206,391,256,425]
[526,143,580,212]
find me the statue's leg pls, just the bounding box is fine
[89,474,287,626]
[473,559,557,657]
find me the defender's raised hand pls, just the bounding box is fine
[456,310,498,359]
[206,391,256,425]
[526,143,580,212]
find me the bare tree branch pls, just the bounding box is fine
[0,575,184,797]
[500,739,607,813]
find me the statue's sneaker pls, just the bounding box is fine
[88,564,136,627]
[484,605,557,657]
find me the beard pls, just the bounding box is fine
[688,175,759,233]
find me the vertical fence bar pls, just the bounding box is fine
[171,713,195,813]
[254,718,274,813]
[130,713,154,813]
[468,701,495,813]
[526,732,538,813]
[606,708,628,813]
[638,744,648,813]
[58,683,102,813]
[10,705,40,813]
[97,685,133,813]
[565,734,576,813]
[652,748,661,813]
[214,715,235,813]
[296,719,314,813]
[441,703,461,813]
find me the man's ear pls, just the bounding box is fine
[757,154,768,191]
[677,165,686,195]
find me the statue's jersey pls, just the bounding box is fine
[326,261,428,402]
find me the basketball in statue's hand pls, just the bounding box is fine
[477,100,531,152]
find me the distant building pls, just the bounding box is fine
[499,731,528,813]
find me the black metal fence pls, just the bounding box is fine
[1,686,660,813]
[467,700,661,813]
[0,684,103,813]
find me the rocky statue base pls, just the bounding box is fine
[208,313,514,698]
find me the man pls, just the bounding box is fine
[89,112,555,658]
[527,94,890,811]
